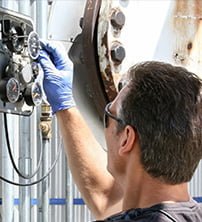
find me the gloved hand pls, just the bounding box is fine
[38,41,75,114]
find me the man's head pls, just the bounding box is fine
[107,61,202,184]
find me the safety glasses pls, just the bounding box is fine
[103,102,123,128]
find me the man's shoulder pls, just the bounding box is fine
[95,208,176,222]
[96,199,202,222]
[133,200,202,222]
[94,212,174,222]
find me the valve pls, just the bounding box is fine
[40,103,52,140]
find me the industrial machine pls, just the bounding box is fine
[0,7,42,116]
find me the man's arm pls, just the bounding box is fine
[38,41,123,219]
[57,108,123,219]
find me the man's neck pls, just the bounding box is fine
[121,169,190,211]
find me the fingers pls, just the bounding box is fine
[38,50,56,75]
[40,40,69,71]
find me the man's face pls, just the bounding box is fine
[104,85,129,178]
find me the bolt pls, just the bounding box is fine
[187,42,192,50]
[110,43,126,64]
[110,9,125,29]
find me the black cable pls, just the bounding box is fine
[0,112,62,186]
[0,144,61,186]
[4,112,43,179]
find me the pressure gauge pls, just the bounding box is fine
[0,77,20,103]
[20,63,33,84]
[24,82,42,106]
[9,26,24,53]
[27,31,40,60]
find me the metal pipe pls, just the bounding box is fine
[31,0,43,216]
[36,0,48,38]
[18,3,32,222]
[41,139,50,222]
[19,0,30,16]
[67,170,73,221]
[0,3,21,222]
[1,114,14,222]
[39,103,52,222]
[35,1,49,221]
[30,109,38,222]
[19,116,31,222]
[49,119,58,222]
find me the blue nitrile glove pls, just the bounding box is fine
[38,41,75,114]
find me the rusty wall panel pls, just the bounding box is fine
[97,0,202,102]
[172,0,202,78]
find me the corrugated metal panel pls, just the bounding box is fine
[189,160,202,197]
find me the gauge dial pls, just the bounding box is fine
[32,82,42,106]
[6,78,20,103]
[27,31,40,60]
[20,63,33,84]
[9,26,24,53]
[24,82,42,106]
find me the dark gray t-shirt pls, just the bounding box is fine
[95,199,202,221]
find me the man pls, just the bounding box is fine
[39,41,202,221]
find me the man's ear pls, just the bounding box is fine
[118,125,136,156]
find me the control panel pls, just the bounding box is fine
[0,7,42,116]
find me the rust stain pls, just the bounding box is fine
[101,31,109,58]
[174,0,202,20]
[102,64,117,101]
[195,0,202,19]
[187,42,193,50]
[100,25,117,101]
[173,0,199,35]
[172,0,202,66]
[172,0,202,77]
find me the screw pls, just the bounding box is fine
[110,43,126,64]
[110,9,125,29]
